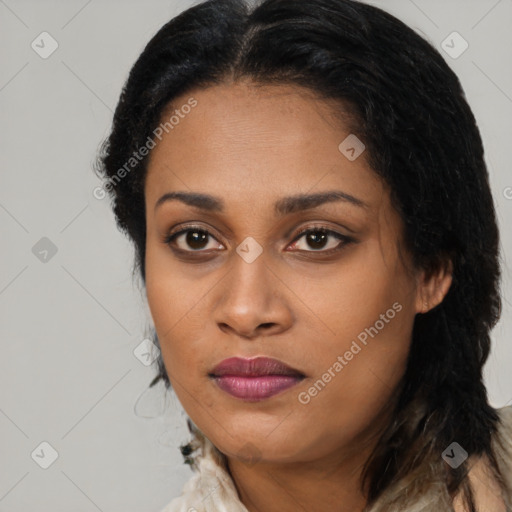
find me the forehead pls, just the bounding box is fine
[145,81,385,214]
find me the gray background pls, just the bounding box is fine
[1,0,511,510]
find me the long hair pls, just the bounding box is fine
[94,0,505,509]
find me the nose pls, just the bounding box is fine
[213,253,293,340]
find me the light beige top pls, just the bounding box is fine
[161,406,512,512]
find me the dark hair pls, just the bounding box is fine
[94,0,505,509]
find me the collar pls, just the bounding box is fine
[161,431,249,512]
[161,406,512,512]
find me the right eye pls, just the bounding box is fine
[163,226,225,253]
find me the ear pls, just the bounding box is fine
[415,258,453,314]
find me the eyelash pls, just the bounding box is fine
[162,224,355,257]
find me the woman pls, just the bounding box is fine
[95,0,512,510]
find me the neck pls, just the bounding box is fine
[226,434,377,512]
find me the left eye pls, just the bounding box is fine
[164,227,352,253]
[289,228,351,252]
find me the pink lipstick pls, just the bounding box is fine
[209,357,305,401]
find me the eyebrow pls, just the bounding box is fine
[154,190,369,215]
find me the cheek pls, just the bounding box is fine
[144,249,224,409]
[287,240,414,344]
[291,247,415,428]
[144,251,199,377]
[323,310,413,402]
[294,305,414,456]
[145,240,204,334]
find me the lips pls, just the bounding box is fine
[211,356,305,377]
[209,357,305,401]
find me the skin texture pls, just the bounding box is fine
[453,455,506,512]
[144,80,453,512]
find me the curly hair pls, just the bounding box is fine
[94,0,505,509]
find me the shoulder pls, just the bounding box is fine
[452,455,506,512]
[494,406,512,497]
[453,405,512,512]
[496,404,512,443]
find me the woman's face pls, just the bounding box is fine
[144,81,430,465]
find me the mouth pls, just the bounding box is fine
[208,356,306,402]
